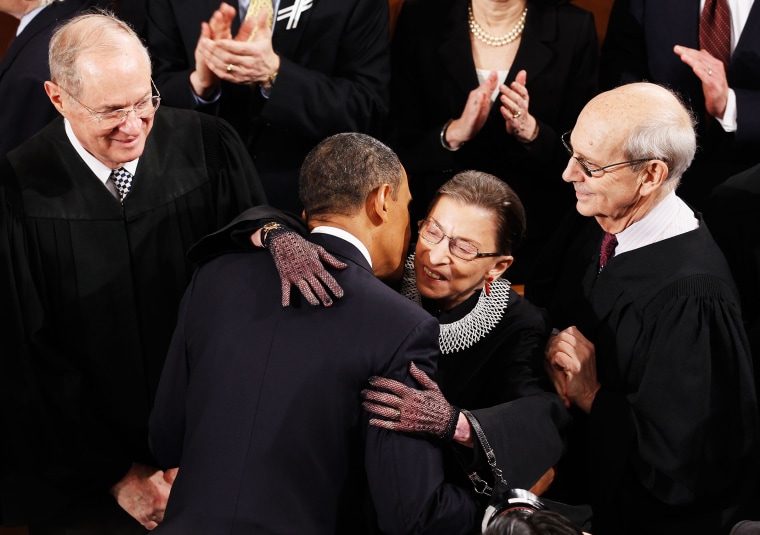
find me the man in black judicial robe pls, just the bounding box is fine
[0,12,265,533]
[528,83,760,535]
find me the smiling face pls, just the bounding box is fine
[414,195,511,311]
[46,35,155,169]
[561,99,657,233]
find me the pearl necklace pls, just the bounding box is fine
[468,3,528,47]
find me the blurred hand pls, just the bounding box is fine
[197,7,280,87]
[545,326,600,413]
[110,462,173,530]
[499,69,538,143]
[189,3,237,98]
[362,362,460,441]
[444,71,499,148]
[674,45,729,119]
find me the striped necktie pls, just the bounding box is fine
[700,0,732,66]
[598,232,618,272]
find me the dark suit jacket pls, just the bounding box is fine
[600,0,760,208]
[145,0,391,213]
[0,0,95,158]
[388,0,598,282]
[149,231,480,534]
[704,163,760,404]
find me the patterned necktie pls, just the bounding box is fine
[110,167,133,203]
[599,232,618,272]
[700,0,732,66]
[245,0,274,40]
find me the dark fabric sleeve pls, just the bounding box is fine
[148,275,196,469]
[201,113,268,214]
[468,392,571,491]
[187,205,306,264]
[260,0,391,139]
[734,88,760,142]
[485,296,554,404]
[364,316,481,535]
[599,0,650,90]
[0,38,58,158]
[145,0,210,110]
[588,278,759,514]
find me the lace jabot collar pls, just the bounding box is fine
[400,254,510,354]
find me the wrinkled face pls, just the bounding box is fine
[50,39,154,169]
[377,169,412,281]
[414,196,509,311]
[561,113,646,230]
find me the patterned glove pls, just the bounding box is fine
[265,225,346,307]
[362,362,460,441]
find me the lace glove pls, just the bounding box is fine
[264,224,346,307]
[362,362,460,441]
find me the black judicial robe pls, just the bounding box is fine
[417,282,571,493]
[0,107,265,524]
[525,212,760,535]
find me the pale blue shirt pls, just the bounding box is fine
[16,3,47,35]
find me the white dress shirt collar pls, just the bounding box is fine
[64,119,139,189]
[16,4,47,36]
[310,226,372,268]
[615,190,699,256]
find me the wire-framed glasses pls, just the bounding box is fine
[418,219,501,261]
[61,79,161,129]
[561,130,656,178]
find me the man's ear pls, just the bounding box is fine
[639,160,669,197]
[44,81,66,116]
[366,184,392,225]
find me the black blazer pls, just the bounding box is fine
[600,0,760,207]
[0,0,96,158]
[388,0,598,281]
[149,232,481,535]
[145,0,391,213]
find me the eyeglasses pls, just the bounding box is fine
[61,79,161,129]
[418,219,501,261]
[561,130,656,178]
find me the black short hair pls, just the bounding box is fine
[300,133,403,219]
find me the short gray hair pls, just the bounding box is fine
[300,133,404,219]
[48,11,149,98]
[624,90,697,191]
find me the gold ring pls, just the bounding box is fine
[226,64,234,73]
[513,110,522,119]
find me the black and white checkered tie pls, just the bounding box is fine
[110,167,133,203]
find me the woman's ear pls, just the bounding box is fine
[488,255,513,280]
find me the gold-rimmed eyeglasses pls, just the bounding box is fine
[561,130,657,178]
[61,79,161,129]
[418,219,501,261]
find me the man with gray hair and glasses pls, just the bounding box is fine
[0,10,265,533]
[530,82,759,534]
